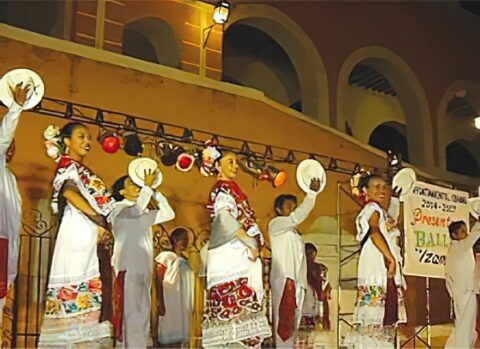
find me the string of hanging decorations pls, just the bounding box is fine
[32,96,389,180]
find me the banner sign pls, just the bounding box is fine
[403,181,469,278]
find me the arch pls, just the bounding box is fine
[122,17,180,68]
[225,4,329,123]
[337,46,433,166]
[222,43,296,107]
[437,80,480,171]
[369,121,409,162]
[446,140,480,178]
[0,1,64,38]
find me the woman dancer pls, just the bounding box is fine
[39,122,114,348]
[345,174,407,348]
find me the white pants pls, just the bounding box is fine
[122,272,151,349]
[445,291,478,349]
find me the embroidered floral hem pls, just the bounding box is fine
[44,277,102,318]
[354,285,407,326]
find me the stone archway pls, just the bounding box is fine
[446,139,480,178]
[122,17,180,68]
[224,4,329,123]
[437,80,480,171]
[337,46,433,166]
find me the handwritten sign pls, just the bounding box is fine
[403,181,469,278]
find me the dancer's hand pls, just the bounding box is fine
[310,177,321,192]
[157,299,166,316]
[143,168,158,187]
[387,259,396,279]
[9,82,30,107]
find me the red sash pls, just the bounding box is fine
[277,278,297,342]
[112,270,126,341]
[383,277,398,326]
[0,238,8,298]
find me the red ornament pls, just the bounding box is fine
[176,153,194,171]
[98,130,120,154]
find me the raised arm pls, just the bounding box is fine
[269,179,320,237]
[152,191,175,223]
[0,84,29,154]
[291,178,321,225]
[461,221,480,250]
[115,186,155,219]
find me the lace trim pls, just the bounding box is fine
[202,312,271,347]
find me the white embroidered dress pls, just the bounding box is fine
[202,184,271,347]
[343,201,406,349]
[38,158,114,348]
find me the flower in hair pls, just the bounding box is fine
[44,125,60,141]
[44,125,62,162]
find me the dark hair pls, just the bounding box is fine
[170,227,188,247]
[274,194,297,212]
[59,122,87,151]
[111,175,129,201]
[358,173,387,191]
[448,220,467,239]
[305,242,317,253]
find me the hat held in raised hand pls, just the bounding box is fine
[296,159,326,194]
[128,157,162,189]
[0,68,45,110]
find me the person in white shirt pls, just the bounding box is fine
[0,83,28,336]
[109,169,175,348]
[445,220,480,349]
[155,227,194,347]
[268,178,320,347]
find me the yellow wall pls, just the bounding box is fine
[345,86,406,144]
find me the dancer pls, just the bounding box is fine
[301,243,331,332]
[0,83,29,344]
[268,178,320,347]
[445,220,480,349]
[39,122,114,348]
[155,228,194,347]
[202,152,271,348]
[345,174,407,348]
[109,167,175,348]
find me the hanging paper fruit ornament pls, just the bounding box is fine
[176,152,195,172]
[98,129,120,154]
[200,138,222,176]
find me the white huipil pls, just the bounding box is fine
[268,192,317,347]
[155,251,194,345]
[445,222,480,349]
[0,103,23,325]
[0,103,22,286]
[109,186,175,349]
